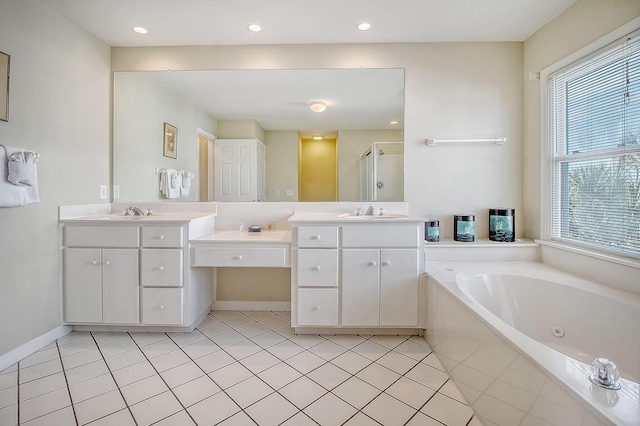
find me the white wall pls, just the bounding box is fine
[0,0,111,356]
[114,72,217,202]
[523,0,640,240]
[113,42,524,240]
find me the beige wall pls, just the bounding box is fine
[522,0,640,239]
[0,0,111,355]
[265,130,299,201]
[217,119,265,140]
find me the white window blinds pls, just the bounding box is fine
[548,30,640,257]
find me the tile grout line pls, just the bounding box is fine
[89,332,139,426]
[55,340,80,426]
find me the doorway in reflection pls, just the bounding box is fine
[298,137,338,201]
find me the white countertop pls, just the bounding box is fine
[59,213,216,223]
[191,229,291,243]
[288,212,426,222]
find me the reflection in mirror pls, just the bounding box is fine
[113,69,404,202]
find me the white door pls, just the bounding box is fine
[379,249,419,326]
[214,139,258,201]
[342,249,380,326]
[256,140,266,201]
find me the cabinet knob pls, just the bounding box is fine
[159,305,165,311]
[382,261,391,266]
[313,305,321,311]
[234,255,243,260]
[368,261,377,266]
[91,260,98,266]
[311,235,321,240]
[103,260,111,266]
[159,235,165,240]
[312,265,321,271]
[158,266,164,272]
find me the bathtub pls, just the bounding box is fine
[425,261,640,426]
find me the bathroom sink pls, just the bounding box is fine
[338,214,409,220]
[100,215,156,220]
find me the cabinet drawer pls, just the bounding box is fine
[297,289,338,326]
[141,288,183,325]
[65,226,139,248]
[342,226,420,248]
[296,249,338,287]
[193,246,288,267]
[141,226,183,248]
[141,249,183,287]
[296,227,338,248]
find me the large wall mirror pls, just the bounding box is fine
[113,68,405,202]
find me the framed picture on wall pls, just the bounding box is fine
[0,51,9,122]
[163,122,178,158]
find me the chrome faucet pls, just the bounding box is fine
[365,204,375,215]
[124,206,145,216]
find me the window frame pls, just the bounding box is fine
[540,18,640,261]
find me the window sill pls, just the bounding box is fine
[534,239,640,269]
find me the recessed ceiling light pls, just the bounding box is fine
[248,24,262,33]
[357,22,371,31]
[313,136,323,140]
[390,121,399,125]
[132,26,148,35]
[309,101,327,113]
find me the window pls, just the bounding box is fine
[546,29,640,257]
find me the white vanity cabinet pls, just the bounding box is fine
[64,226,139,324]
[61,215,215,331]
[290,216,424,332]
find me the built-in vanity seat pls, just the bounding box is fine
[59,203,425,335]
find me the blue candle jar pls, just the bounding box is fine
[454,215,475,242]
[489,208,515,242]
[425,220,440,242]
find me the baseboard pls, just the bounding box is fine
[212,301,291,312]
[0,325,72,372]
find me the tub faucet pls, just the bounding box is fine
[365,204,374,215]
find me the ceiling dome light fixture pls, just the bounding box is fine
[357,22,371,31]
[313,136,323,140]
[309,101,327,113]
[248,24,262,33]
[390,120,399,125]
[132,26,148,34]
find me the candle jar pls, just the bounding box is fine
[489,208,515,242]
[425,220,440,242]
[454,215,475,242]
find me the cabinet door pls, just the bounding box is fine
[65,248,102,323]
[102,249,139,324]
[379,249,419,326]
[342,249,380,326]
[142,288,183,325]
[297,289,338,326]
[141,249,183,287]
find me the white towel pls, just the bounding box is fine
[159,168,180,199]
[181,171,193,197]
[0,145,40,207]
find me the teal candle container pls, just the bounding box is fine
[489,208,515,242]
[425,220,440,242]
[454,215,475,242]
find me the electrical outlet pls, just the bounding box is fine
[100,185,107,200]
[275,189,280,196]
[113,185,120,199]
[286,189,293,197]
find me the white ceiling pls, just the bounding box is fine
[44,0,578,137]
[41,0,578,46]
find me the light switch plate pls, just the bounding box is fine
[113,185,120,199]
[99,185,107,199]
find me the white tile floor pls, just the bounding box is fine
[0,311,483,426]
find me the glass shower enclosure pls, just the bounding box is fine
[359,142,404,202]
